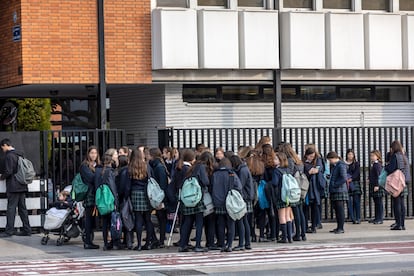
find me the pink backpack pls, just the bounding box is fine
[385,170,406,198]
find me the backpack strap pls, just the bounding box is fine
[228,170,235,192]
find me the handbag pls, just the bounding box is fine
[121,198,134,231]
[202,191,214,217]
[385,170,406,198]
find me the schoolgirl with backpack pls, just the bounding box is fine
[277,142,307,242]
[271,151,295,243]
[230,155,254,251]
[94,148,121,250]
[178,150,210,253]
[127,149,156,251]
[211,158,243,252]
[148,148,169,248]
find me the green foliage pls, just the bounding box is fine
[14,98,52,131]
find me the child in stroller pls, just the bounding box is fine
[41,186,85,246]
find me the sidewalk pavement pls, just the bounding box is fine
[0,219,412,262]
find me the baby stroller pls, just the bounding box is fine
[41,187,85,246]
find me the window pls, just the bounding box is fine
[375,86,411,102]
[156,0,187,7]
[183,86,218,102]
[301,86,336,101]
[284,0,312,9]
[362,0,389,11]
[222,86,261,101]
[400,0,414,11]
[198,0,227,6]
[238,0,264,7]
[323,0,351,9]
[183,85,411,103]
[338,87,373,102]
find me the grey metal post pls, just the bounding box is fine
[273,70,282,147]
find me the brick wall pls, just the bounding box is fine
[104,0,152,84]
[0,0,152,88]
[20,0,99,84]
[0,0,23,88]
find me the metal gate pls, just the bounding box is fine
[160,127,414,220]
[42,129,125,200]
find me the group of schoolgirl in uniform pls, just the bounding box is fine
[76,137,411,252]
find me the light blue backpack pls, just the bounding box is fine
[147,177,165,209]
[180,177,202,208]
[280,172,301,205]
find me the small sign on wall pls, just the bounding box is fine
[13,25,21,42]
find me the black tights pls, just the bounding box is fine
[134,211,155,248]
[333,200,345,231]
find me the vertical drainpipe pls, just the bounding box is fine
[98,0,107,129]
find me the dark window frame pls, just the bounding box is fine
[183,85,411,103]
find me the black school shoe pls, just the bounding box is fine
[0,232,14,238]
[84,243,100,249]
[221,247,232,252]
[334,229,344,234]
[15,231,31,236]
[178,247,189,252]
[232,246,244,251]
[193,247,208,253]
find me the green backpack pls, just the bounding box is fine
[95,184,115,215]
[71,173,89,201]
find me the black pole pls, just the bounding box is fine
[273,69,282,147]
[98,0,107,129]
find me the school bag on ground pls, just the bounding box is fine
[147,177,165,209]
[180,177,202,208]
[257,179,269,209]
[95,184,115,215]
[294,170,309,200]
[226,173,247,221]
[71,173,88,201]
[15,155,36,185]
[279,170,301,205]
[110,211,123,241]
[385,170,406,198]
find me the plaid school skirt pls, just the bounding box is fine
[84,191,95,208]
[330,192,349,202]
[181,201,206,216]
[275,198,289,210]
[131,190,150,212]
[215,206,227,215]
[245,201,253,214]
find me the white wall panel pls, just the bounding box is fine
[165,84,274,129]
[280,12,325,69]
[282,103,414,127]
[110,85,166,148]
[402,15,414,70]
[365,14,402,70]
[0,215,42,228]
[239,11,279,69]
[326,13,365,70]
[198,10,239,69]
[152,9,198,69]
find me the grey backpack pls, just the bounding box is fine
[15,156,36,185]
